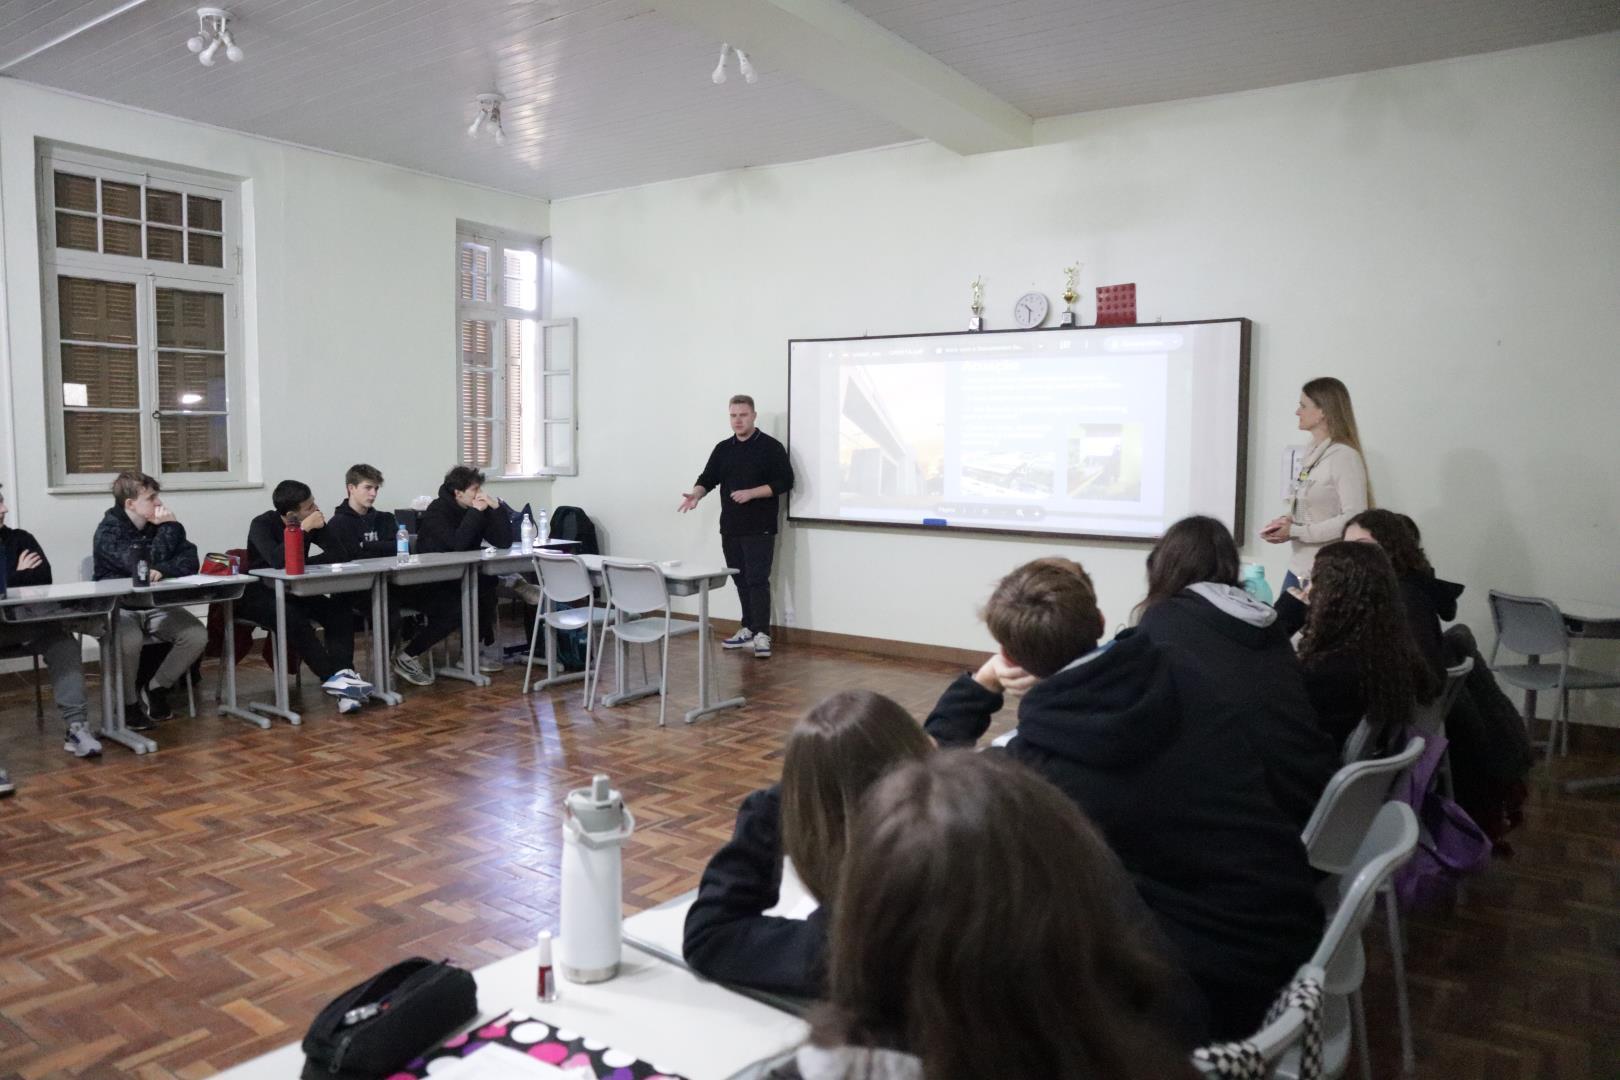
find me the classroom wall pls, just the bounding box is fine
[0,78,551,573]
[547,32,1620,713]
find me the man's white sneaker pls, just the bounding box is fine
[753,633,772,659]
[64,722,103,758]
[336,697,362,715]
[321,669,375,701]
[722,628,755,650]
[478,645,506,673]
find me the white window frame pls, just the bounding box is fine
[456,223,575,478]
[38,144,246,490]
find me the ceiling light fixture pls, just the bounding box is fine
[185,7,243,66]
[711,43,730,84]
[735,48,757,84]
[468,93,507,145]
[711,42,758,86]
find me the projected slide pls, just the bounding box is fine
[788,320,1248,540]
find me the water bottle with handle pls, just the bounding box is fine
[395,520,410,565]
[283,521,305,575]
[558,774,635,983]
[520,512,536,554]
[536,507,549,545]
[1240,562,1273,604]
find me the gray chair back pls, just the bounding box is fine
[1488,590,1568,659]
[1410,657,1474,740]
[1311,802,1420,975]
[602,560,670,617]
[80,555,95,582]
[534,551,593,606]
[1302,735,1425,876]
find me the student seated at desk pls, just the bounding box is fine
[0,483,101,774]
[1291,540,1438,758]
[91,471,206,730]
[683,690,932,998]
[924,557,1321,1041]
[1130,515,1337,832]
[414,465,515,674]
[765,752,1200,1080]
[1342,509,1463,675]
[240,480,374,714]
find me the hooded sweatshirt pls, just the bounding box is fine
[91,507,199,581]
[925,632,1322,1040]
[416,483,513,553]
[325,498,399,561]
[1135,585,1338,831]
[1400,572,1464,674]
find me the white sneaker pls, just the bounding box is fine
[478,644,506,673]
[722,628,755,649]
[321,669,375,701]
[0,766,14,797]
[753,633,772,659]
[64,722,103,758]
[513,579,543,605]
[393,650,434,686]
[336,697,362,715]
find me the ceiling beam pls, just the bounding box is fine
[648,0,1032,154]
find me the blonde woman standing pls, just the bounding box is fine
[1260,377,1371,590]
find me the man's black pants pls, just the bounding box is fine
[721,533,776,636]
[237,586,357,681]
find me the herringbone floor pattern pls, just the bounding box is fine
[0,637,1617,1079]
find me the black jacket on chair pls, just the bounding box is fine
[924,633,1322,1040]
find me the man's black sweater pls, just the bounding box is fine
[694,430,794,537]
[91,507,199,581]
[416,484,513,553]
[326,499,399,561]
[924,632,1322,1040]
[1,526,54,587]
[245,509,339,574]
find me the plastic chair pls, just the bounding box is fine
[1192,963,1325,1079]
[1410,657,1474,799]
[1310,802,1421,1080]
[1302,735,1425,1078]
[1488,590,1620,762]
[588,560,699,727]
[523,551,610,705]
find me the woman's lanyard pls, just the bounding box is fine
[1290,439,1333,520]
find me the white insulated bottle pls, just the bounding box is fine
[558,774,635,983]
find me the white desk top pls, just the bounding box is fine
[0,578,130,604]
[213,941,807,1080]
[577,554,736,584]
[1554,597,1620,623]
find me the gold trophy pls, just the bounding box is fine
[1060,264,1081,327]
[969,276,984,332]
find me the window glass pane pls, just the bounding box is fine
[148,226,183,262]
[155,288,225,351]
[59,277,137,344]
[546,422,573,470]
[460,319,492,365]
[159,415,228,472]
[62,344,139,408]
[503,248,538,311]
[65,412,141,474]
[56,212,98,251]
[461,369,493,420]
[460,421,492,468]
[187,194,223,231]
[544,374,571,419]
[101,180,141,220]
[188,232,224,267]
[459,242,491,303]
[103,219,141,257]
[158,351,227,411]
[146,188,182,225]
[54,172,97,212]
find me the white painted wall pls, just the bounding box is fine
[0,79,551,572]
[547,34,1620,692]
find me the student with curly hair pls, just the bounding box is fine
[1342,508,1463,673]
[1297,541,1438,756]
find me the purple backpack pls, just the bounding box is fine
[1394,732,1492,911]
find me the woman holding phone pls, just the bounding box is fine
[1261,377,1371,591]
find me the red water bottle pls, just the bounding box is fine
[284,521,306,575]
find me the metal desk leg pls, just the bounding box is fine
[218,596,270,730]
[684,577,745,725]
[439,564,490,686]
[370,575,402,706]
[101,611,158,754]
[249,579,301,725]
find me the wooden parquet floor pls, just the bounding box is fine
[0,639,1617,1079]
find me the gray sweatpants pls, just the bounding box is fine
[0,622,90,735]
[118,608,207,705]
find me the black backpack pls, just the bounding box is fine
[549,505,600,555]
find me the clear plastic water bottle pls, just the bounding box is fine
[1240,562,1274,604]
[395,520,410,565]
[536,508,549,545]
[520,512,536,554]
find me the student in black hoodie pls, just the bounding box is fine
[1131,515,1337,831]
[324,464,398,562]
[91,471,206,727]
[683,690,933,999]
[414,465,514,674]
[924,557,1322,1041]
[239,479,374,712]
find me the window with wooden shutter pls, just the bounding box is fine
[39,145,244,487]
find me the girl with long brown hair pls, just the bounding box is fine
[1297,540,1438,756]
[1260,376,1372,590]
[770,752,1200,1080]
[683,689,932,998]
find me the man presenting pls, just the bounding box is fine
[678,395,794,658]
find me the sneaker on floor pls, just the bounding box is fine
[143,683,174,722]
[722,628,755,650]
[336,697,362,716]
[64,722,103,758]
[513,579,543,606]
[478,645,506,673]
[125,705,156,732]
[321,669,375,701]
[0,767,13,797]
[753,632,772,659]
[393,650,434,687]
